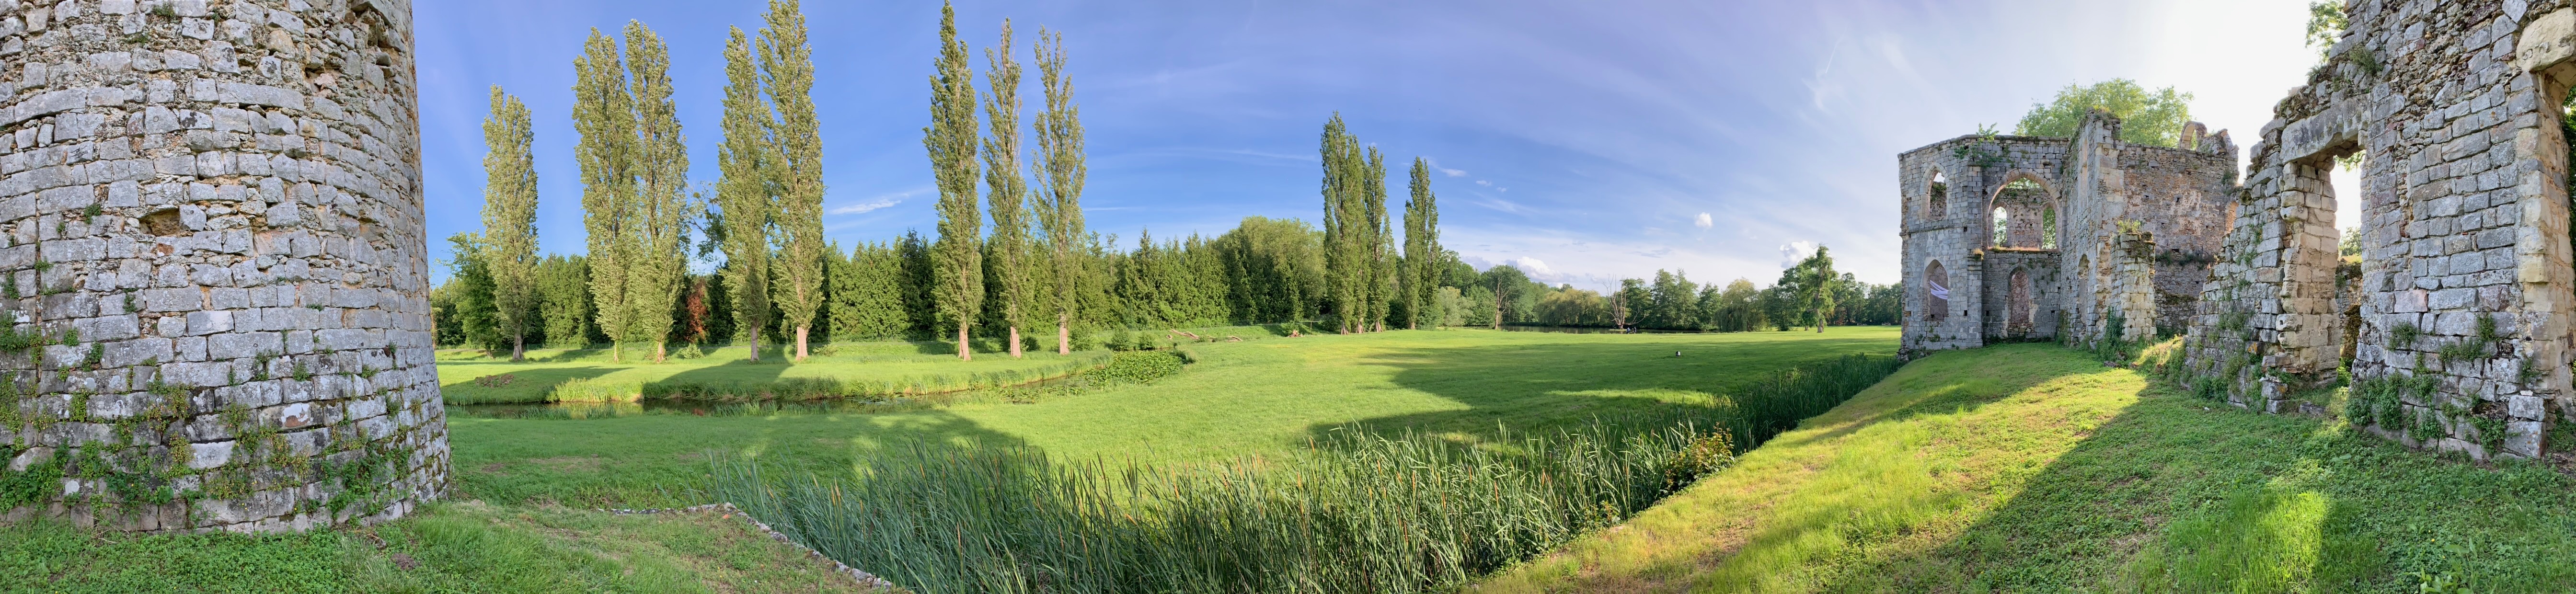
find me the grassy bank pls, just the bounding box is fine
[0,502,869,593]
[1475,342,2576,593]
[448,327,1899,508]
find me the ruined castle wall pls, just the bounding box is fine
[1898,135,2070,358]
[0,0,443,532]
[2183,0,2575,460]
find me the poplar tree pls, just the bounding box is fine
[714,26,774,361]
[716,26,772,362]
[625,21,695,363]
[481,86,540,360]
[1033,27,1087,354]
[1403,158,1440,330]
[1362,147,1391,331]
[1319,115,1363,333]
[762,0,828,361]
[982,21,1033,358]
[925,2,984,360]
[572,29,638,361]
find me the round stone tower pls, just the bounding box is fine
[0,0,442,532]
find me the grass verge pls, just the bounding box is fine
[1473,342,2576,593]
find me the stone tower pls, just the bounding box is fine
[0,0,442,532]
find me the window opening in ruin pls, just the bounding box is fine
[1991,207,2010,247]
[1927,170,1948,218]
[1924,260,1949,321]
[2316,148,2365,371]
[2041,206,2058,249]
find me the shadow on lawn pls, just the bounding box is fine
[1305,331,1899,448]
[439,365,622,405]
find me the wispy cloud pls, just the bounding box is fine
[1694,212,1713,228]
[829,186,932,216]
[1426,157,1467,177]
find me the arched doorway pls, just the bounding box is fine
[1924,260,1950,321]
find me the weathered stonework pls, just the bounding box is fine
[0,0,441,533]
[2179,0,2576,461]
[1898,114,2238,359]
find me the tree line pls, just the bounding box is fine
[436,0,1887,361]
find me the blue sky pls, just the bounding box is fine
[416,0,2333,289]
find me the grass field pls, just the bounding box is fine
[0,502,869,593]
[450,327,1900,507]
[1474,342,2576,593]
[434,341,1111,404]
[2,326,1900,591]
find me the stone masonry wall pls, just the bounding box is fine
[1900,113,2236,359]
[0,0,441,532]
[2183,0,2576,460]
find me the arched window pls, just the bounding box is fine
[1923,260,1950,321]
[1927,170,1948,218]
[1992,207,2010,247]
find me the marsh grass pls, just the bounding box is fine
[714,354,1900,594]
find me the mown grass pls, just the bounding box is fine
[447,327,1899,508]
[435,340,1111,405]
[0,502,870,593]
[1474,341,2576,593]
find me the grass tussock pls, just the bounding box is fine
[714,354,1900,594]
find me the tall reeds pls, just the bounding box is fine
[713,353,1901,593]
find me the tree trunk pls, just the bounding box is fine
[1057,314,1070,355]
[653,341,666,364]
[1008,326,1023,358]
[795,325,810,361]
[745,327,760,362]
[510,333,524,362]
[956,324,973,361]
[609,343,621,363]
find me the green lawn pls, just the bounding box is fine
[450,327,1899,507]
[434,340,1107,404]
[1475,342,2576,593]
[3,326,1900,591]
[0,502,870,593]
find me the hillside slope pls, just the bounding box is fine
[1476,343,2576,593]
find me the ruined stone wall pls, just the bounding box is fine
[2182,0,2575,460]
[1992,185,2050,248]
[1898,135,2070,358]
[1980,249,2063,340]
[0,0,442,532]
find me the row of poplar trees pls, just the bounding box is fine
[450,2,1460,362]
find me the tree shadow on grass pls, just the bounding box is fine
[1303,332,1902,450]
[439,365,621,405]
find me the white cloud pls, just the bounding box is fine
[1779,241,1817,269]
[1694,212,1713,228]
[829,199,902,216]
[1426,157,1468,177]
[1474,180,1493,186]
[1510,256,1552,274]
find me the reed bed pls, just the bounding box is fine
[714,353,1900,594]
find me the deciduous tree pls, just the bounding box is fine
[480,87,540,361]
[983,21,1034,358]
[1033,27,1087,354]
[762,0,828,361]
[714,26,773,361]
[925,2,985,360]
[571,28,638,361]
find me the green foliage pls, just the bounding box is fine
[1033,25,1089,353]
[927,2,986,354]
[482,86,542,359]
[2390,320,2421,347]
[762,0,829,359]
[2306,0,2349,60]
[2013,79,2196,147]
[713,24,776,358]
[1403,158,1442,329]
[979,20,1036,350]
